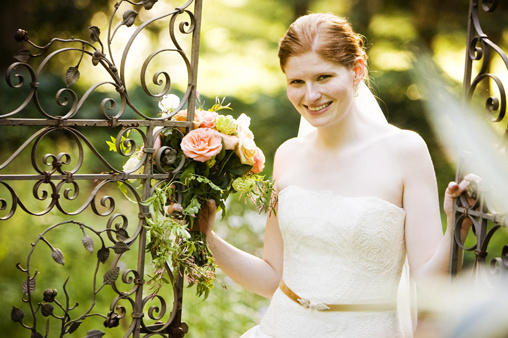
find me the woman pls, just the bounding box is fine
[197,13,469,337]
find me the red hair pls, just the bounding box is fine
[278,13,367,72]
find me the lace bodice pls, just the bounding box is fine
[242,185,407,337]
[279,185,406,305]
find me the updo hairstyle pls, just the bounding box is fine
[278,13,367,73]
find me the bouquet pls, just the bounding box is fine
[109,94,274,299]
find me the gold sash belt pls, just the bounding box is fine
[279,280,396,312]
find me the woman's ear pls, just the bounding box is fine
[353,58,366,86]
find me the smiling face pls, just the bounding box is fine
[285,52,363,129]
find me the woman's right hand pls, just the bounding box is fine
[194,199,217,236]
[444,174,480,242]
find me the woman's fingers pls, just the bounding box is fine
[194,199,217,234]
[446,173,480,198]
[444,174,481,216]
[206,199,217,224]
[446,181,461,198]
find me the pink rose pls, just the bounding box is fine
[181,128,222,162]
[251,147,265,174]
[199,110,218,128]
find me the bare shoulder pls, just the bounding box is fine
[272,137,305,187]
[382,128,430,155]
[274,137,303,162]
[384,129,434,179]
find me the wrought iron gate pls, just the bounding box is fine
[1,0,202,336]
[450,0,508,279]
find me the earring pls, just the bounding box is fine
[353,85,359,97]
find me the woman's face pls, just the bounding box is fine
[284,52,360,129]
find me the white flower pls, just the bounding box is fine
[123,155,142,172]
[158,94,180,114]
[236,113,254,139]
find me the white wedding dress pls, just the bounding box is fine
[241,185,408,337]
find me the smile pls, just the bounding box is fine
[307,102,331,111]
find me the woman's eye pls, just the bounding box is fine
[318,75,331,81]
[290,79,304,85]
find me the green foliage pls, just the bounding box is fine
[144,184,216,299]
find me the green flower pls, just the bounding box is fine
[215,115,237,135]
[232,176,256,193]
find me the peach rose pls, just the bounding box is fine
[199,110,218,128]
[214,131,239,150]
[235,136,257,165]
[181,128,222,162]
[172,109,202,129]
[251,147,265,174]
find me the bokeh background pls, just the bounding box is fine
[1,0,508,337]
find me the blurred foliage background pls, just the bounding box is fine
[1,0,508,337]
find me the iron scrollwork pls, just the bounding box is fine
[2,0,203,337]
[451,0,508,282]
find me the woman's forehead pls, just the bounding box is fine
[284,52,347,78]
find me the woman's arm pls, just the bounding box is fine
[400,131,470,283]
[203,208,283,298]
[195,146,290,299]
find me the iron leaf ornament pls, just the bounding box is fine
[142,0,158,10]
[122,10,138,27]
[88,26,101,44]
[82,233,95,253]
[85,329,106,338]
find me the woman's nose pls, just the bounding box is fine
[305,83,321,101]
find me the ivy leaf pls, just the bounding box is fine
[122,10,138,27]
[97,247,110,264]
[11,306,24,323]
[88,26,101,43]
[13,49,31,63]
[82,233,94,253]
[103,267,120,285]
[65,66,80,87]
[51,248,65,266]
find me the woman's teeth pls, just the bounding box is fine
[307,103,330,111]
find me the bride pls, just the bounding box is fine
[196,13,470,337]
